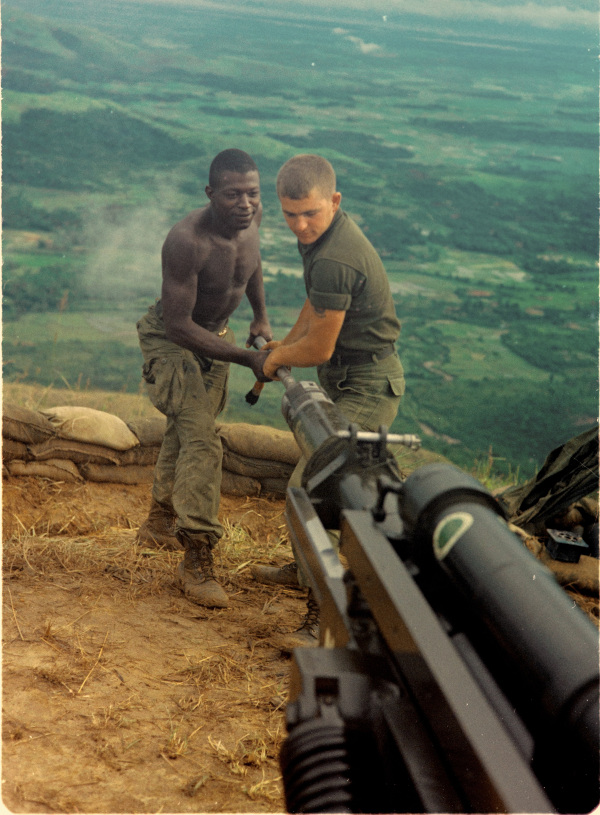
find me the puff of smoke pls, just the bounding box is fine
[82,192,185,304]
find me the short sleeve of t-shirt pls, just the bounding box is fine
[307,259,359,312]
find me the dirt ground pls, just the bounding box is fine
[3,473,598,815]
[2,476,305,814]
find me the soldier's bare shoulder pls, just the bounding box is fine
[162,209,214,268]
[165,207,211,244]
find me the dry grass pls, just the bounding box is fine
[2,381,161,422]
[208,729,282,775]
[219,512,289,573]
[2,484,295,813]
[569,591,600,622]
[4,526,176,593]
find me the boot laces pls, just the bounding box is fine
[180,533,216,580]
[190,548,215,579]
[298,590,319,637]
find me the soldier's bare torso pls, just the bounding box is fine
[157,168,270,377]
[162,205,261,332]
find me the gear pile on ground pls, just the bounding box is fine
[497,425,599,616]
[2,404,300,497]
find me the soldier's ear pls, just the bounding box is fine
[332,191,342,211]
[205,185,213,200]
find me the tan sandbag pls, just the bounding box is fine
[126,416,167,446]
[218,422,300,465]
[2,437,30,462]
[259,477,289,496]
[7,458,82,483]
[29,438,123,466]
[512,524,599,596]
[40,406,140,451]
[79,463,155,484]
[31,439,160,467]
[116,445,162,467]
[538,550,599,596]
[220,469,261,497]
[2,404,56,444]
[221,447,295,480]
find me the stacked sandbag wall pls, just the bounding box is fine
[2,404,300,497]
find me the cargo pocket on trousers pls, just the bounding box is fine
[388,375,406,399]
[142,357,184,416]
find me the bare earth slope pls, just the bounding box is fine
[2,477,300,814]
[3,469,597,814]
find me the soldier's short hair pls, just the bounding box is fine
[276,154,336,200]
[209,149,258,188]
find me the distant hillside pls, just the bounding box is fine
[2,0,597,481]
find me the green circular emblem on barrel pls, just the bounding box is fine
[433,512,474,560]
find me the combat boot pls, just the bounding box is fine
[176,530,229,608]
[280,589,319,652]
[136,499,179,550]
[251,561,299,588]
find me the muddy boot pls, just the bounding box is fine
[280,589,319,652]
[250,561,299,588]
[176,530,229,609]
[136,499,180,550]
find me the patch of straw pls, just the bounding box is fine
[3,529,179,599]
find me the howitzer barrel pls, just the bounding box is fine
[254,338,599,813]
[282,380,420,462]
[399,463,600,813]
[284,459,600,812]
[282,380,351,462]
[251,336,349,460]
[283,380,415,529]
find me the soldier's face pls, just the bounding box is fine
[207,170,261,229]
[279,188,341,245]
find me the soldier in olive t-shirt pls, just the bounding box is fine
[300,207,402,357]
[255,154,405,649]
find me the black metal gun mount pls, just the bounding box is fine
[265,357,599,814]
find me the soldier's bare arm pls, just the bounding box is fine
[263,302,345,378]
[245,259,272,346]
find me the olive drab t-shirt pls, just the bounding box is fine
[298,209,401,354]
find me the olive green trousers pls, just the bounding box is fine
[136,302,234,543]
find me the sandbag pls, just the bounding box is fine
[2,438,30,462]
[117,445,162,467]
[218,422,300,465]
[221,447,295,480]
[259,476,289,496]
[126,416,167,447]
[40,406,140,451]
[29,438,123,466]
[539,551,599,596]
[2,404,56,444]
[7,458,82,483]
[220,469,261,497]
[79,463,155,484]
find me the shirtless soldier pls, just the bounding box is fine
[136,149,272,608]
